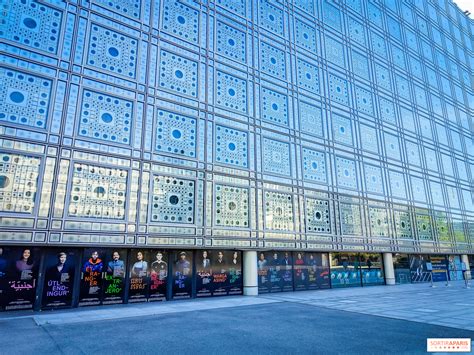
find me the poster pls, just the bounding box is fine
[447,255,463,281]
[128,250,149,303]
[257,251,293,293]
[103,249,127,304]
[213,251,242,296]
[172,250,193,299]
[293,252,330,290]
[0,247,39,311]
[79,249,105,306]
[227,251,243,295]
[430,256,448,282]
[196,250,212,297]
[149,250,168,301]
[330,253,361,287]
[42,250,77,308]
[196,250,242,297]
[409,254,448,282]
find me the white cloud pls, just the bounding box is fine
[453,0,473,19]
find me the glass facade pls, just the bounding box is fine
[0,0,473,304]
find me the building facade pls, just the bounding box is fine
[0,0,473,310]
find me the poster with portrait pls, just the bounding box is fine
[42,250,77,309]
[211,250,229,296]
[103,249,127,305]
[172,250,193,299]
[196,250,212,297]
[257,251,293,293]
[293,252,330,291]
[227,251,243,295]
[79,248,105,306]
[447,255,463,281]
[128,249,149,303]
[257,251,271,293]
[0,247,40,311]
[148,250,168,302]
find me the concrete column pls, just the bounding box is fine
[461,255,470,271]
[383,252,396,285]
[243,250,258,296]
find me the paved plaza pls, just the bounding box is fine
[1,281,473,354]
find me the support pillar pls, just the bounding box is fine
[243,250,258,296]
[461,255,470,272]
[383,253,396,285]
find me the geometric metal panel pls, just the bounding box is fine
[329,74,349,106]
[323,1,341,31]
[394,210,413,239]
[405,141,421,166]
[359,124,379,153]
[379,97,396,124]
[416,213,433,241]
[151,175,195,224]
[0,0,62,54]
[305,198,331,234]
[347,17,365,45]
[95,0,141,19]
[374,63,392,91]
[297,59,319,94]
[260,42,286,79]
[262,138,291,176]
[340,203,362,236]
[159,50,198,97]
[299,101,323,137]
[79,90,133,145]
[261,87,288,126]
[371,32,387,58]
[216,0,246,17]
[369,207,389,237]
[336,157,357,189]
[216,71,247,113]
[0,152,40,214]
[258,0,284,36]
[215,184,249,228]
[351,51,369,79]
[302,148,327,183]
[0,67,52,129]
[156,109,197,158]
[384,133,401,161]
[216,20,246,63]
[162,1,199,44]
[435,213,450,242]
[215,125,248,168]
[265,191,294,231]
[364,164,384,195]
[295,19,317,52]
[332,114,353,146]
[88,24,138,78]
[411,176,427,203]
[325,37,345,68]
[388,171,407,199]
[355,86,374,116]
[68,163,127,219]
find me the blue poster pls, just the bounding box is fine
[430,256,448,282]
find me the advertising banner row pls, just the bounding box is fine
[393,254,467,284]
[258,251,331,292]
[0,247,242,311]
